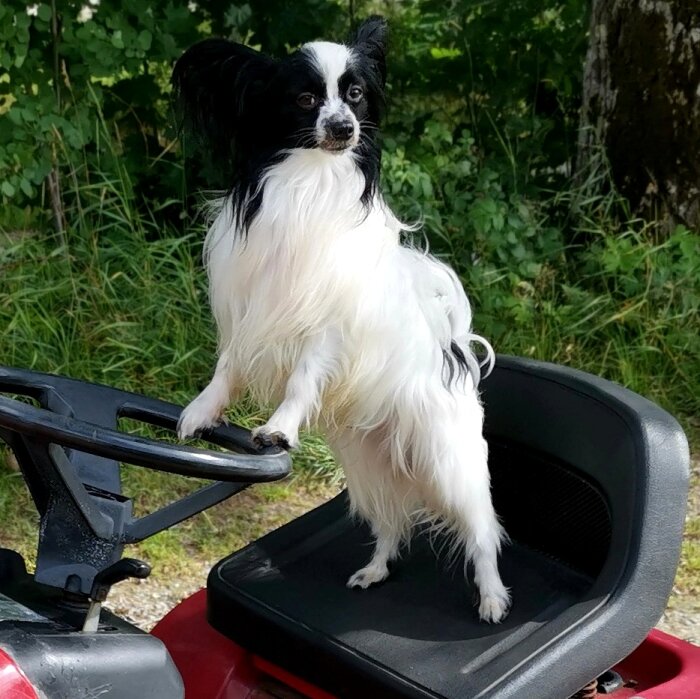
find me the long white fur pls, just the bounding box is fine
[178,41,510,623]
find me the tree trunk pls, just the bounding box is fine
[578,0,700,231]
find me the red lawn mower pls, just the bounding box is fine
[0,357,697,698]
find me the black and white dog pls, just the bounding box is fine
[174,17,510,622]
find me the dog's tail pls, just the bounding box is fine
[443,334,495,389]
[443,267,495,388]
[406,248,495,389]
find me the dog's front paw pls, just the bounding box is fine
[251,425,297,450]
[477,586,511,624]
[347,562,390,589]
[177,397,226,440]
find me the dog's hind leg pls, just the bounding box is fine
[346,520,403,589]
[419,395,510,623]
[333,429,415,589]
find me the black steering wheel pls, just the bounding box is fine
[0,376,289,483]
[0,365,291,595]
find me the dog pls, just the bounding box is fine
[173,17,510,623]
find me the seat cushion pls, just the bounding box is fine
[207,484,596,699]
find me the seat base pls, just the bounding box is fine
[208,492,594,699]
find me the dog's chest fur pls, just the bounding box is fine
[205,149,401,408]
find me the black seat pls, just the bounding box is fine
[207,357,689,699]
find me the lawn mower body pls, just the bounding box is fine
[0,548,183,699]
[153,589,700,699]
[2,579,700,699]
[0,358,695,699]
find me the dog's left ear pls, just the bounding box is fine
[172,39,276,162]
[350,16,387,86]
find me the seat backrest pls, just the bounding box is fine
[480,356,689,696]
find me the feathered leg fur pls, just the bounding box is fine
[177,355,239,438]
[332,380,510,623]
[333,427,416,589]
[250,330,340,449]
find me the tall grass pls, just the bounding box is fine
[2,227,208,399]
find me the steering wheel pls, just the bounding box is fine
[0,367,289,483]
[0,365,291,595]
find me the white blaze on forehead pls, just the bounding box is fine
[303,41,351,100]
[303,41,359,148]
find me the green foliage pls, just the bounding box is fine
[0,0,697,424]
[382,116,564,305]
[0,1,589,217]
[0,1,353,226]
[383,0,587,193]
[0,184,211,399]
[1,0,194,227]
[0,0,695,408]
[380,115,700,419]
[568,224,700,416]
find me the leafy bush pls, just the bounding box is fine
[380,114,699,420]
[0,1,588,214]
[0,1,353,228]
[1,1,193,220]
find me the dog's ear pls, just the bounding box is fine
[349,16,387,85]
[172,39,276,159]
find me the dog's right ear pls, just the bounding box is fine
[172,39,275,159]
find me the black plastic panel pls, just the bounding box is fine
[489,440,611,578]
[209,492,595,699]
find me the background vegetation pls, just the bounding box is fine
[1,2,698,596]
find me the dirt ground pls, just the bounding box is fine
[659,452,700,644]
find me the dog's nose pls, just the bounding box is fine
[328,120,354,141]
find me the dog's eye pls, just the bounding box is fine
[347,86,364,103]
[297,93,317,110]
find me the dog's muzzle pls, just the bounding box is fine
[321,119,357,152]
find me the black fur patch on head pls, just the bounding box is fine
[349,15,388,87]
[343,17,388,208]
[172,39,276,175]
[172,17,388,233]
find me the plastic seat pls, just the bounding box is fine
[207,356,689,699]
